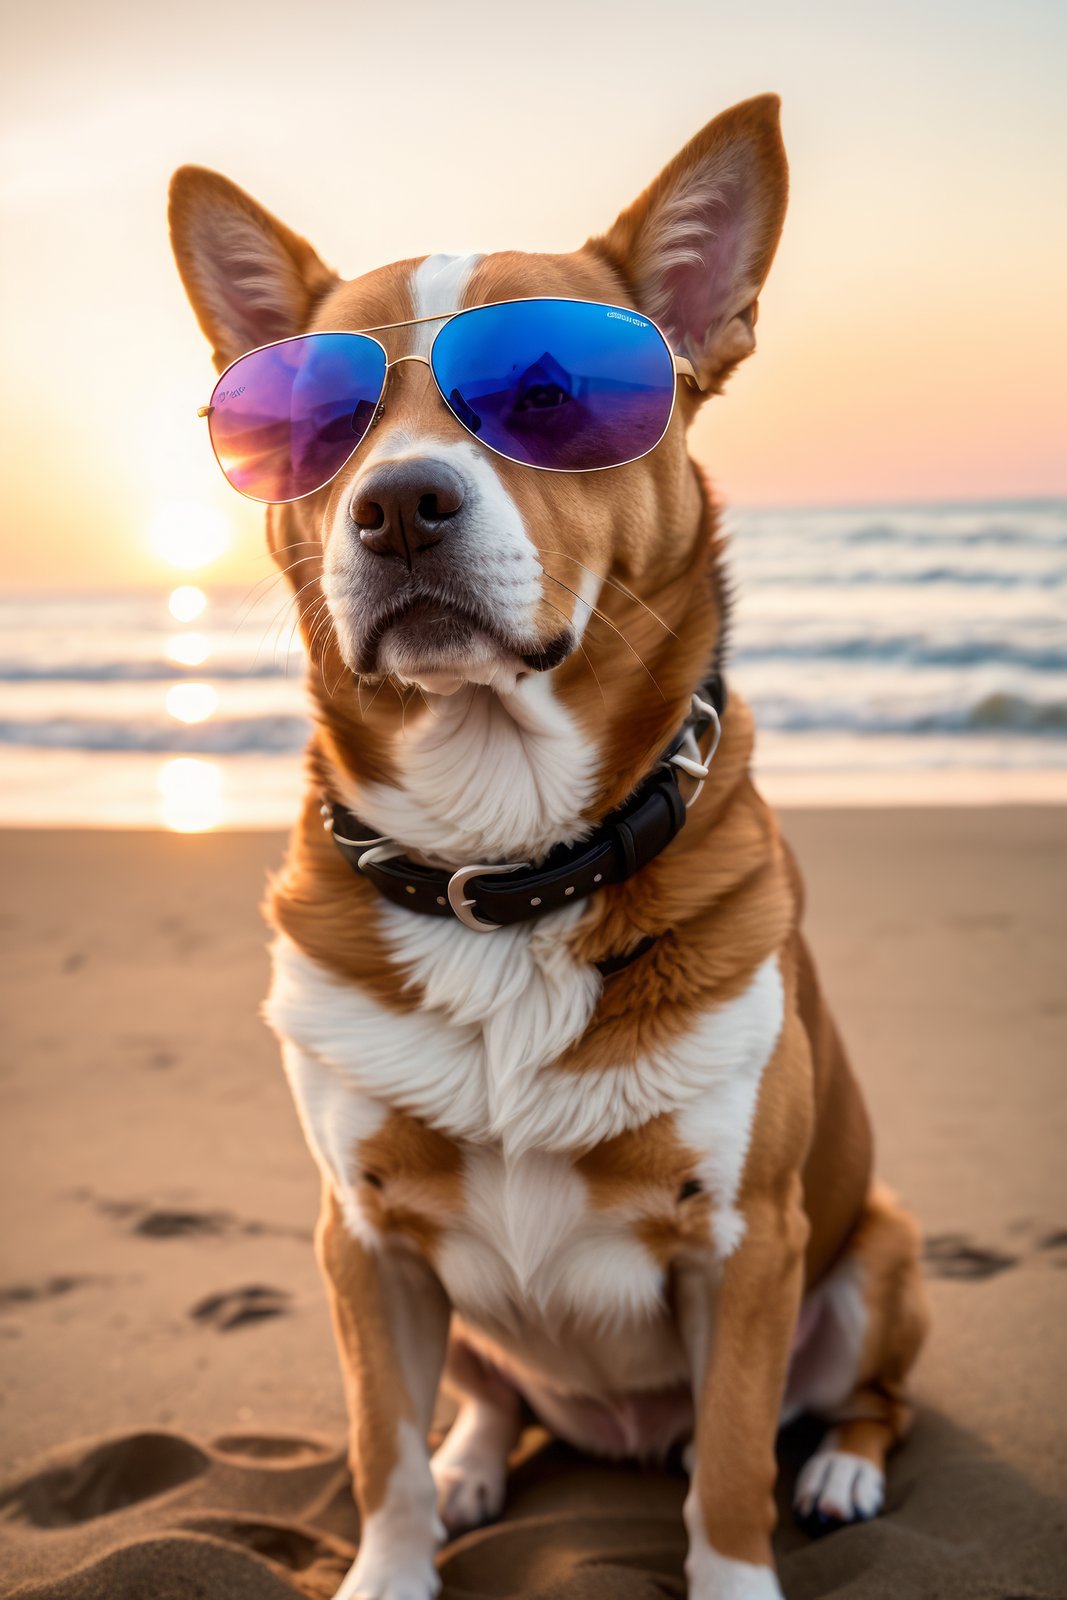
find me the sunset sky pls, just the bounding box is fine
[1,0,1064,590]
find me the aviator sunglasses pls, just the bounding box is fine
[198,296,702,503]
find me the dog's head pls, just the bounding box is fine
[169,97,786,717]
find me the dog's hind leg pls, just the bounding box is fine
[789,1183,930,1535]
[431,1330,523,1536]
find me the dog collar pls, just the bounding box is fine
[322,673,725,951]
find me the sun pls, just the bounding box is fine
[150,501,231,571]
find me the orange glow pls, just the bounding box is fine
[0,4,1062,593]
[150,501,230,570]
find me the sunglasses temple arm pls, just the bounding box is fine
[197,405,214,418]
[673,354,705,393]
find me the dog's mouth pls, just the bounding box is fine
[341,591,575,694]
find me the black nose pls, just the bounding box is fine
[350,459,465,566]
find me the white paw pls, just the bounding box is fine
[794,1446,885,1527]
[685,1548,784,1600]
[683,1488,784,1598]
[430,1434,507,1536]
[333,1547,439,1600]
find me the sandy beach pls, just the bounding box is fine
[1,809,1064,1598]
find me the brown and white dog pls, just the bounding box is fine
[170,94,928,1600]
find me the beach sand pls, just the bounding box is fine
[1,810,1064,1597]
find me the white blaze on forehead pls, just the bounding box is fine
[409,252,483,355]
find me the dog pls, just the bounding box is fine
[169,93,928,1600]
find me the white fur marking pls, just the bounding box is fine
[350,666,600,868]
[334,1419,441,1600]
[436,1146,665,1331]
[410,252,482,355]
[794,1432,885,1523]
[278,1041,386,1245]
[431,1395,518,1536]
[683,1481,783,1598]
[267,939,784,1160]
[567,565,602,644]
[323,433,547,705]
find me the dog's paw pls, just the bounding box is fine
[430,1433,507,1537]
[333,1547,439,1600]
[794,1446,885,1535]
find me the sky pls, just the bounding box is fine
[1,0,1064,590]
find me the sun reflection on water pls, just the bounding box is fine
[157,757,224,832]
[165,631,210,667]
[168,585,207,623]
[165,681,219,724]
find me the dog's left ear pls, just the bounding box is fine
[593,94,788,393]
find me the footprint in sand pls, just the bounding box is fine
[178,1511,352,1575]
[91,1193,312,1244]
[1037,1228,1067,1265]
[190,1285,292,1331]
[213,1432,334,1463]
[0,1275,99,1310]
[0,1432,209,1528]
[923,1233,1018,1281]
[924,1222,1067,1281]
[134,1208,230,1239]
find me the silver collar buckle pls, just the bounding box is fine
[445,860,531,933]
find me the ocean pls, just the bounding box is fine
[2,500,1064,828]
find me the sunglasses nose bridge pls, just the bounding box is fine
[374,351,452,433]
[384,353,434,375]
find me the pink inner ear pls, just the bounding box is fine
[649,169,752,353]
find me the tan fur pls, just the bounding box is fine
[315,1182,409,1516]
[355,1111,466,1262]
[265,788,421,1006]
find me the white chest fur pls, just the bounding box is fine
[266,906,785,1317]
[266,927,783,1158]
[335,641,601,871]
[436,1144,669,1332]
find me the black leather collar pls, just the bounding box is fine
[323,672,725,971]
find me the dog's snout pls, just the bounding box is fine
[350,459,466,566]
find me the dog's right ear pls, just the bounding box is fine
[168,167,338,371]
[593,95,788,395]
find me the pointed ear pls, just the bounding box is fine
[593,95,788,393]
[168,166,339,371]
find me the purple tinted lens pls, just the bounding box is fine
[430,299,676,471]
[207,333,387,502]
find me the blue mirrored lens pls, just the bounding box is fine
[429,299,676,470]
[208,332,387,502]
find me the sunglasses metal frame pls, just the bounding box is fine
[197,296,705,504]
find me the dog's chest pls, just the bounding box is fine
[432,1143,669,1333]
[268,912,786,1335]
[268,905,783,1150]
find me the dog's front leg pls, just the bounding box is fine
[316,1180,451,1600]
[677,1177,808,1600]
